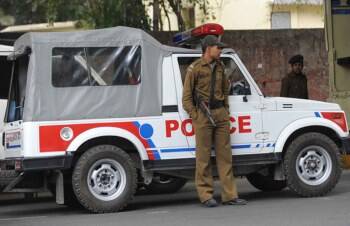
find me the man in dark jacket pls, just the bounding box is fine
[280,54,308,99]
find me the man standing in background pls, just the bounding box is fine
[280,54,309,99]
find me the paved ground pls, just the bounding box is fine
[1,171,350,226]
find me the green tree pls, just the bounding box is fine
[79,0,150,29]
[0,0,150,30]
[152,0,212,31]
[46,0,80,24]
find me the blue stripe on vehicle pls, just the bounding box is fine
[147,139,156,148]
[160,144,252,153]
[232,144,251,149]
[133,121,156,148]
[6,144,21,149]
[160,148,196,153]
[152,150,161,160]
[314,112,321,118]
[133,121,141,128]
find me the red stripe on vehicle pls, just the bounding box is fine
[39,121,149,152]
[146,150,156,160]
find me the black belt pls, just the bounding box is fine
[208,100,224,109]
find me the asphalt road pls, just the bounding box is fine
[1,171,350,226]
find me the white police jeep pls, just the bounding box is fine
[1,24,349,213]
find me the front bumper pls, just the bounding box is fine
[341,136,350,154]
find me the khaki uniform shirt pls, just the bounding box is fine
[182,58,229,118]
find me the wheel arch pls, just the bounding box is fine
[67,127,149,168]
[276,128,343,161]
[274,118,346,156]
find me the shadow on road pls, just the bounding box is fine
[1,172,349,216]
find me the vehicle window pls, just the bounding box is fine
[52,48,89,87]
[6,55,29,122]
[87,46,141,86]
[178,57,199,84]
[0,56,12,99]
[222,58,250,96]
[52,46,141,87]
[177,57,249,96]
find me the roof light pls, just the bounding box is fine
[173,23,224,46]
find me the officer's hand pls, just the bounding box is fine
[191,109,199,121]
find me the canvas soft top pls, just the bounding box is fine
[12,26,199,122]
[13,27,200,54]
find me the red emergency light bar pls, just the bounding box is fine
[191,23,224,37]
[173,23,224,46]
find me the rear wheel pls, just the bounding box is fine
[284,132,341,197]
[72,145,137,213]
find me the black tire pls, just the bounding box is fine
[284,132,342,197]
[72,145,137,213]
[246,172,287,192]
[143,174,187,194]
[64,182,83,208]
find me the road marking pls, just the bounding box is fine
[147,210,169,214]
[0,216,47,221]
[317,197,331,201]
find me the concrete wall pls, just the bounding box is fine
[152,28,328,101]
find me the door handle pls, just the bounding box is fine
[255,132,269,140]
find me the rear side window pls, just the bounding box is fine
[52,48,89,87]
[52,46,141,87]
[6,55,29,122]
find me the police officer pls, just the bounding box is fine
[280,54,309,99]
[182,35,247,207]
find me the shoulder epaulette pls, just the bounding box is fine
[187,59,201,73]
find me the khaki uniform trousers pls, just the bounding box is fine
[192,107,238,203]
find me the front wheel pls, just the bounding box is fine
[72,145,137,213]
[284,132,342,197]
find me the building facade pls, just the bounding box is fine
[153,0,324,31]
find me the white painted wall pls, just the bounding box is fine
[196,0,272,30]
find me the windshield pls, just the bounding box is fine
[5,55,29,123]
[177,55,253,96]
